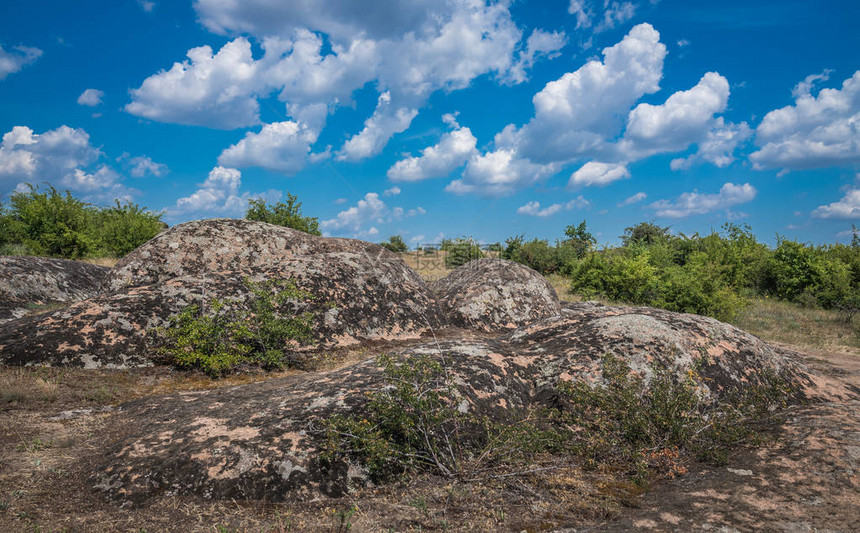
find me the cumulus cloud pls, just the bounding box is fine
[0,44,42,80]
[77,89,104,107]
[321,190,425,234]
[670,118,752,170]
[517,195,589,217]
[649,182,757,218]
[218,119,321,173]
[447,149,558,196]
[618,191,646,206]
[383,186,401,197]
[387,125,477,182]
[138,0,155,12]
[174,166,253,214]
[617,72,731,159]
[0,125,100,191]
[750,70,860,171]
[812,189,860,219]
[128,0,548,162]
[493,23,666,165]
[568,161,630,187]
[338,92,418,161]
[125,39,263,129]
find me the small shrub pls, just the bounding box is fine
[156,279,317,376]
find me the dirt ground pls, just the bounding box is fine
[1,342,858,532]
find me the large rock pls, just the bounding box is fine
[0,255,109,323]
[90,303,811,504]
[0,221,443,368]
[431,258,562,332]
[105,219,380,292]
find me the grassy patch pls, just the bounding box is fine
[733,297,860,354]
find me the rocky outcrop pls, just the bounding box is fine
[0,255,109,323]
[431,258,562,332]
[91,303,811,504]
[105,219,383,292]
[0,220,442,368]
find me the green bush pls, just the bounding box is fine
[380,235,408,253]
[323,352,795,486]
[0,184,164,259]
[245,195,321,235]
[156,279,317,376]
[569,250,659,305]
[92,200,164,257]
[443,237,484,268]
[511,238,560,274]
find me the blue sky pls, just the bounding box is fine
[1,0,858,247]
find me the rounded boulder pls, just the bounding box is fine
[431,258,562,332]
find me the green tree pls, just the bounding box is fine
[563,220,597,259]
[380,235,408,253]
[245,195,321,235]
[621,221,672,247]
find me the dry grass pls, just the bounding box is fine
[400,250,451,283]
[82,256,119,268]
[732,298,860,356]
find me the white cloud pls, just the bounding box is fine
[138,0,155,12]
[388,125,477,182]
[383,186,401,197]
[649,182,757,218]
[750,70,860,171]
[0,125,101,191]
[129,0,533,161]
[791,69,832,99]
[125,38,263,129]
[618,191,646,206]
[218,119,321,173]
[494,23,666,164]
[0,44,42,81]
[321,191,424,234]
[617,72,730,158]
[174,166,252,214]
[568,161,630,187]
[812,189,860,219]
[517,195,590,217]
[595,1,637,33]
[447,149,558,196]
[77,89,104,107]
[568,1,636,33]
[338,92,417,161]
[506,29,567,84]
[670,118,752,170]
[127,155,168,178]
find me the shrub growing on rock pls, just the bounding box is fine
[156,279,317,376]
